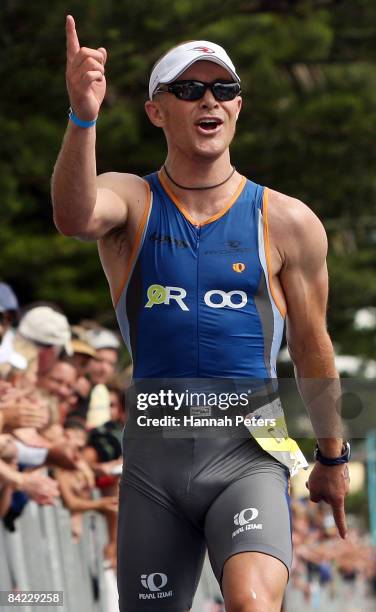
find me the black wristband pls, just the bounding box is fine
[314,442,351,466]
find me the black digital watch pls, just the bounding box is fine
[314,441,351,466]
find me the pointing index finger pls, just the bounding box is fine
[66,14,80,62]
[332,501,348,539]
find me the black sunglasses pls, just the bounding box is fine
[153,80,241,102]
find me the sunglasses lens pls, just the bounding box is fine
[212,82,241,101]
[168,81,240,101]
[172,82,205,100]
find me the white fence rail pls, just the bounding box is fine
[0,500,224,612]
[0,501,108,612]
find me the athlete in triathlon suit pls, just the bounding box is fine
[53,16,350,612]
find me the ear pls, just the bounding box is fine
[145,99,165,128]
[235,96,242,121]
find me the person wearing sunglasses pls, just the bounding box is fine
[53,16,349,612]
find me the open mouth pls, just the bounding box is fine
[196,118,223,131]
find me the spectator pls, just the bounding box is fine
[38,358,78,423]
[0,457,59,507]
[69,338,98,423]
[0,385,49,433]
[0,434,19,516]
[54,419,118,542]
[83,328,120,428]
[17,305,72,376]
[85,328,120,386]
[0,282,26,372]
[82,377,128,570]
[83,376,127,470]
[71,338,98,376]
[107,379,128,425]
[4,343,39,388]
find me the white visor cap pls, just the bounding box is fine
[149,40,240,100]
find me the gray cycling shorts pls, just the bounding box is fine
[117,427,292,611]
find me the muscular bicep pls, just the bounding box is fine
[74,172,128,240]
[280,206,329,359]
[75,172,145,240]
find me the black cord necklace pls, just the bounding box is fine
[163,164,236,191]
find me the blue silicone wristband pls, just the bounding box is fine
[69,108,97,128]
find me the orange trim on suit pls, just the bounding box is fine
[114,181,152,306]
[262,188,286,319]
[158,171,246,227]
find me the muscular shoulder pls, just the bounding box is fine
[97,171,147,206]
[267,188,327,268]
[97,172,149,247]
[96,173,151,300]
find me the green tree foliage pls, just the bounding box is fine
[0,0,375,355]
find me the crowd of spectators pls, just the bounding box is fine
[1,280,376,611]
[0,281,129,573]
[288,492,376,608]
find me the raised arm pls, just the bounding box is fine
[51,16,143,240]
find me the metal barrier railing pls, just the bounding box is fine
[0,500,223,612]
[0,500,109,612]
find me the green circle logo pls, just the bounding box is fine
[145,284,167,308]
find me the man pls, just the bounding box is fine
[16,305,72,376]
[71,337,98,377]
[0,282,26,371]
[81,328,120,427]
[85,328,120,386]
[52,15,350,612]
[68,338,97,422]
[38,359,78,423]
[0,383,59,506]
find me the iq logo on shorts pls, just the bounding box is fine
[145,284,189,311]
[232,507,262,538]
[139,573,173,600]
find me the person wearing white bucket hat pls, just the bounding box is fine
[53,17,349,612]
[18,307,72,355]
[17,306,72,376]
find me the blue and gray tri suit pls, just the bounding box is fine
[116,172,285,379]
[115,172,292,612]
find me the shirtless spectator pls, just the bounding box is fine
[54,419,117,542]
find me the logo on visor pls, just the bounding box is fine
[192,46,215,54]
